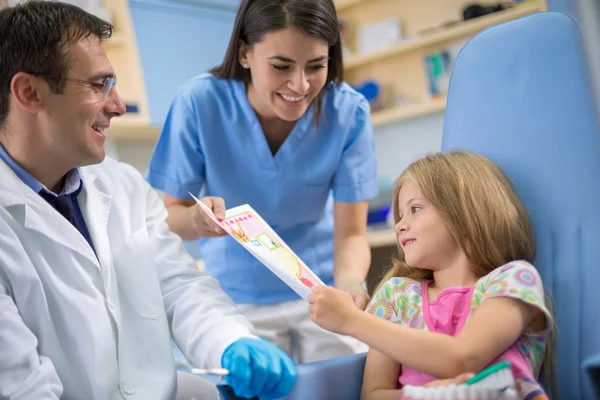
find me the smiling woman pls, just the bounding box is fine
[211,0,341,133]
[145,0,378,366]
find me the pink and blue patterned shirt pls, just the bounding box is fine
[366,260,553,391]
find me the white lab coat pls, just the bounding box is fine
[0,156,256,400]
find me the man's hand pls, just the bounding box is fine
[221,338,296,400]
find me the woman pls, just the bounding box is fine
[146,0,378,363]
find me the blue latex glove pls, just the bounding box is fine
[221,338,296,399]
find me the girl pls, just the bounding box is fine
[146,0,376,363]
[308,151,555,399]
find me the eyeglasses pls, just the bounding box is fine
[27,72,117,104]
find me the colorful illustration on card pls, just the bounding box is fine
[222,210,321,289]
[189,193,325,298]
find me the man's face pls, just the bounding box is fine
[42,35,125,168]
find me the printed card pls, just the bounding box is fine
[190,194,324,299]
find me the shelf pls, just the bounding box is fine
[102,0,150,129]
[107,119,161,141]
[344,2,543,70]
[367,228,397,249]
[371,98,446,127]
[334,0,366,12]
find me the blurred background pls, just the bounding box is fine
[1,0,579,286]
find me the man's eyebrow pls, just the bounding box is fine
[87,73,115,81]
[268,55,328,63]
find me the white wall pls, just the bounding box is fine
[110,140,156,173]
[373,112,444,182]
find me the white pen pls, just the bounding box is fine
[189,368,230,377]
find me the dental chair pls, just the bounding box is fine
[216,352,366,400]
[441,10,600,400]
[215,10,600,400]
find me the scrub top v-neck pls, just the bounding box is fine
[235,78,313,168]
[146,73,378,304]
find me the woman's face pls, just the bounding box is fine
[240,27,329,122]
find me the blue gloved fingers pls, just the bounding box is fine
[223,343,253,398]
[245,344,270,398]
[222,338,297,400]
[253,340,296,400]
[260,349,283,396]
[257,342,284,396]
[262,352,297,400]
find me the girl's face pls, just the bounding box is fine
[395,179,464,271]
[240,27,329,122]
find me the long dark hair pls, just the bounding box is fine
[211,0,343,127]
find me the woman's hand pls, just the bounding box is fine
[191,196,229,238]
[422,372,474,387]
[308,286,361,335]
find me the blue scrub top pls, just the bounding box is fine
[146,73,378,304]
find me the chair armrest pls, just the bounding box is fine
[216,352,368,400]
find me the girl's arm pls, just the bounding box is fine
[352,296,539,377]
[309,287,543,379]
[333,201,372,310]
[359,344,475,400]
[360,348,403,400]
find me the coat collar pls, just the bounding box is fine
[0,157,104,267]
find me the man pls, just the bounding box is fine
[0,1,295,399]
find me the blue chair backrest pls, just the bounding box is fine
[441,11,600,399]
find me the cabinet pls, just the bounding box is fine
[335,0,547,128]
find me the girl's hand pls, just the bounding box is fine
[422,372,474,387]
[336,280,371,311]
[308,286,360,335]
[191,196,228,238]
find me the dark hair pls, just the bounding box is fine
[211,0,343,127]
[0,0,113,127]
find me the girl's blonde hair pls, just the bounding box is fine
[376,151,556,392]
